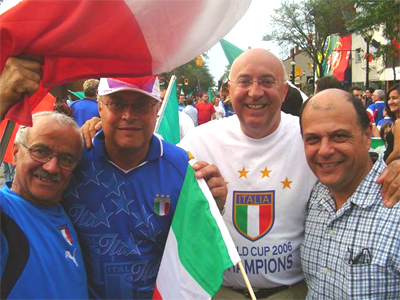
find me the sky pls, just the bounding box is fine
[207,0,283,82]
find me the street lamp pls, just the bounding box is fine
[363,29,374,90]
[290,60,296,84]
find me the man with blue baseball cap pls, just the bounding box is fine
[62,76,227,299]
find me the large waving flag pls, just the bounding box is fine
[0,0,251,126]
[153,160,240,299]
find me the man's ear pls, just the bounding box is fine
[12,143,19,165]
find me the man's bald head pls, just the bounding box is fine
[229,48,288,82]
[300,89,370,134]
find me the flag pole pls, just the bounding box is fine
[238,261,257,300]
[0,120,16,163]
[154,75,176,134]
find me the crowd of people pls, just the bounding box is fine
[1,49,400,300]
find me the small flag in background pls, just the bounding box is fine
[153,159,240,300]
[219,39,244,66]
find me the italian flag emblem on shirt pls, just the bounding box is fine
[233,191,275,241]
[154,194,171,216]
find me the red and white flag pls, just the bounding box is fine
[0,0,251,126]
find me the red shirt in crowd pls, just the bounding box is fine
[196,101,215,125]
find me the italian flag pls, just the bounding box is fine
[153,160,240,299]
[0,0,251,126]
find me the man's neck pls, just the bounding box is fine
[104,143,149,171]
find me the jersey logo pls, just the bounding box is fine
[58,225,73,245]
[233,191,275,241]
[154,194,170,216]
[65,248,79,267]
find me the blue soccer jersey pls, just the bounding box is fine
[63,132,188,299]
[0,183,88,299]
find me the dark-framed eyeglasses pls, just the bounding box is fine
[102,100,158,114]
[229,78,281,89]
[19,143,78,170]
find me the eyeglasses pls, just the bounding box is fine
[229,78,281,89]
[102,100,158,114]
[20,143,78,170]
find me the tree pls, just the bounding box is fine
[160,55,215,96]
[346,0,400,83]
[263,0,353,78]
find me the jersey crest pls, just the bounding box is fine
[58,225,73,245]
[233,190,275,241]
[154,194,171,216]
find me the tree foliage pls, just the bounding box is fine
[263,0,353,78]
[160,55,215,96]
[346,0,400,82]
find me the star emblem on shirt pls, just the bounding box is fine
[82,162,104,186]
[111,190,134,215]
[92,204,114,228]
[238,167,249,178]
[102,173,124,198]
[132,205,153,228]
[281,177,293,189]
[260,167,272,178]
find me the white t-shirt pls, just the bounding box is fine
[178,111,195,140]
[179,113,317,288]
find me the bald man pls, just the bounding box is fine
[179,48,316,299]
[179,48,400,299]
[300,89,400,299]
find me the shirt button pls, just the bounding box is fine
[322,268,329,274]
[328,230,334,236]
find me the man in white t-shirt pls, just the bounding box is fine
[178,48,400,299]
[179,48,315,299]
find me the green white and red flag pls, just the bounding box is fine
[153,160,240,300]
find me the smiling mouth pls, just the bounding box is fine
[319,162,340,168]
[246,104,266,110]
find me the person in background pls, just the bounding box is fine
[1,111,88,299]
[281,85,303,117]
[300,89,400,299]
[196,92,215,125]
[367,89,386,125]
[182,97,198,126]
[70,79,100,127]
[178,94,186,112]
[372,121,393,158]
[314,76,342,94]
[1,162,15,182]
[364,87,375,108]
[349,86,364,105]
[384,84,400,164]
[213,95,226,120]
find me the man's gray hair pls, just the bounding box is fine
[374,89,385,101]
[15,111,83,150]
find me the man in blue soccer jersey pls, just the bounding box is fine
[300,89,400,299]
[0,112,88,299]
[62,76,227,299]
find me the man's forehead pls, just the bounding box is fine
[106,91,148,101]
